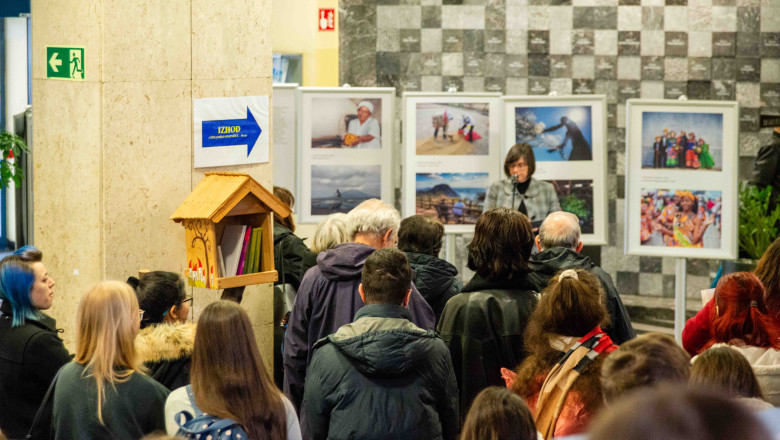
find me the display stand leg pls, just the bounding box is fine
[445,232,455,264]
[674,258,687,343]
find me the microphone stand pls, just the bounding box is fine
[511,174,517,210]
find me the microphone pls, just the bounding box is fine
[511,174,518,183]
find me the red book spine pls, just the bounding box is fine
[236,226,252,275]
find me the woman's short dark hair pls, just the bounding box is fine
[397,215,444,257]
[468,208,534,280]
[129,271,186,328]
[690,346,765,400]
[459,387,537,440]
[503,143,536,177]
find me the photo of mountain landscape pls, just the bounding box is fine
[415,173,489,225]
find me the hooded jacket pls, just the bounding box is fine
[406,252,462,326]
[0,300,71,439]
[283,243,435,411]
[529,247,636,344]
[134,322,196,390]
[274,223,317,291]
[437,272,540,418]
[301,304,458,440]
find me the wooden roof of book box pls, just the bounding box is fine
[171,172,291,290]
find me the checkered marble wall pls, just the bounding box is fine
[339,0,780,298]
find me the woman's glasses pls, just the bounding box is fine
[161,297,193,317]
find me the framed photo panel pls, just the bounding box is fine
[624,99,739,260]
[272,83,298,194]
[402,93,502,233]
[298,87,395,224]
[502,95,608,245]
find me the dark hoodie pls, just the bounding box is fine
[301,304,458,440]
[406,252,462,326]
[529,247,636,344]
[283,243,436,412]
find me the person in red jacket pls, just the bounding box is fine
[683,238,780,355]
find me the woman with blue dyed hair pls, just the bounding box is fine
[0,246,71,438]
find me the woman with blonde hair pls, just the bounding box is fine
[165,300,300,440]
[52,280,169,439]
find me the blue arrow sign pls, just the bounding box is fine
[201,107,262,156]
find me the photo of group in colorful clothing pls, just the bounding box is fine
[640,111,723,171]
[640,189,722,249]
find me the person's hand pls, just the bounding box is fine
[703,214,715,227]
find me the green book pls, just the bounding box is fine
[246,228,258,274]
[253,226,263,273]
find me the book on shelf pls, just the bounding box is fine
[236,226,253,275]
[221,225,247,277]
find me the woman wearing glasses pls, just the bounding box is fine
[129,271,194,390]
[484,143,560,228]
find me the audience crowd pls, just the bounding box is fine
[1,192,779,440]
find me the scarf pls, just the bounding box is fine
[534,326,616,440]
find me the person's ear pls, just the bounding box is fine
[535,235,542,252]
[383,229,394,248]
[575,241,584,253]
[359,284,367,304]
[402,288,412,307]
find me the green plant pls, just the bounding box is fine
[0,130,28,188]
[560,193,591,220]
[739,182,780,260]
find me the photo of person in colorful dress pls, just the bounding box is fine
[640,189,720,249]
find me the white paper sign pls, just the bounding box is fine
[193,96,270,168]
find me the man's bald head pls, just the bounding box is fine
[538,211,581,251]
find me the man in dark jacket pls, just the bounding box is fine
[301,248,459,440]
[398,215,462,326]
[283,199,436,412]
[529,211,635,344]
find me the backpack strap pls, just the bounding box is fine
[185,385,204,417]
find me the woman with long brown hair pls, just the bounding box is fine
[52,281,169,439]
[509,269,616,439]
[690,346,771,411]
[756,237,780,321]
[164,300,300,439]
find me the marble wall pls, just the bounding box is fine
[339,0,780,298]
[32,0,275,370]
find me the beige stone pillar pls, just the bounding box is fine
[32,0,275,371]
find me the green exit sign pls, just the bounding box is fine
[46,46,84,80]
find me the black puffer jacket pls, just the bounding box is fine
[0,301,71,439]
[437,273,540,418]
[529,247,636,344]
[406,252,462,326]
[274,223,317,290]
[301,305,459,440]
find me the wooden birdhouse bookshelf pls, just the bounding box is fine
[171,172,291,290]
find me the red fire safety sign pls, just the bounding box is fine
[319,9,335,31]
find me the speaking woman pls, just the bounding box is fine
[484,143,561,226]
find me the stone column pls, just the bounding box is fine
[32,0,275,370]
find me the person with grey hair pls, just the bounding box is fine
[283,199,435,412]
[529,211,635,344]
